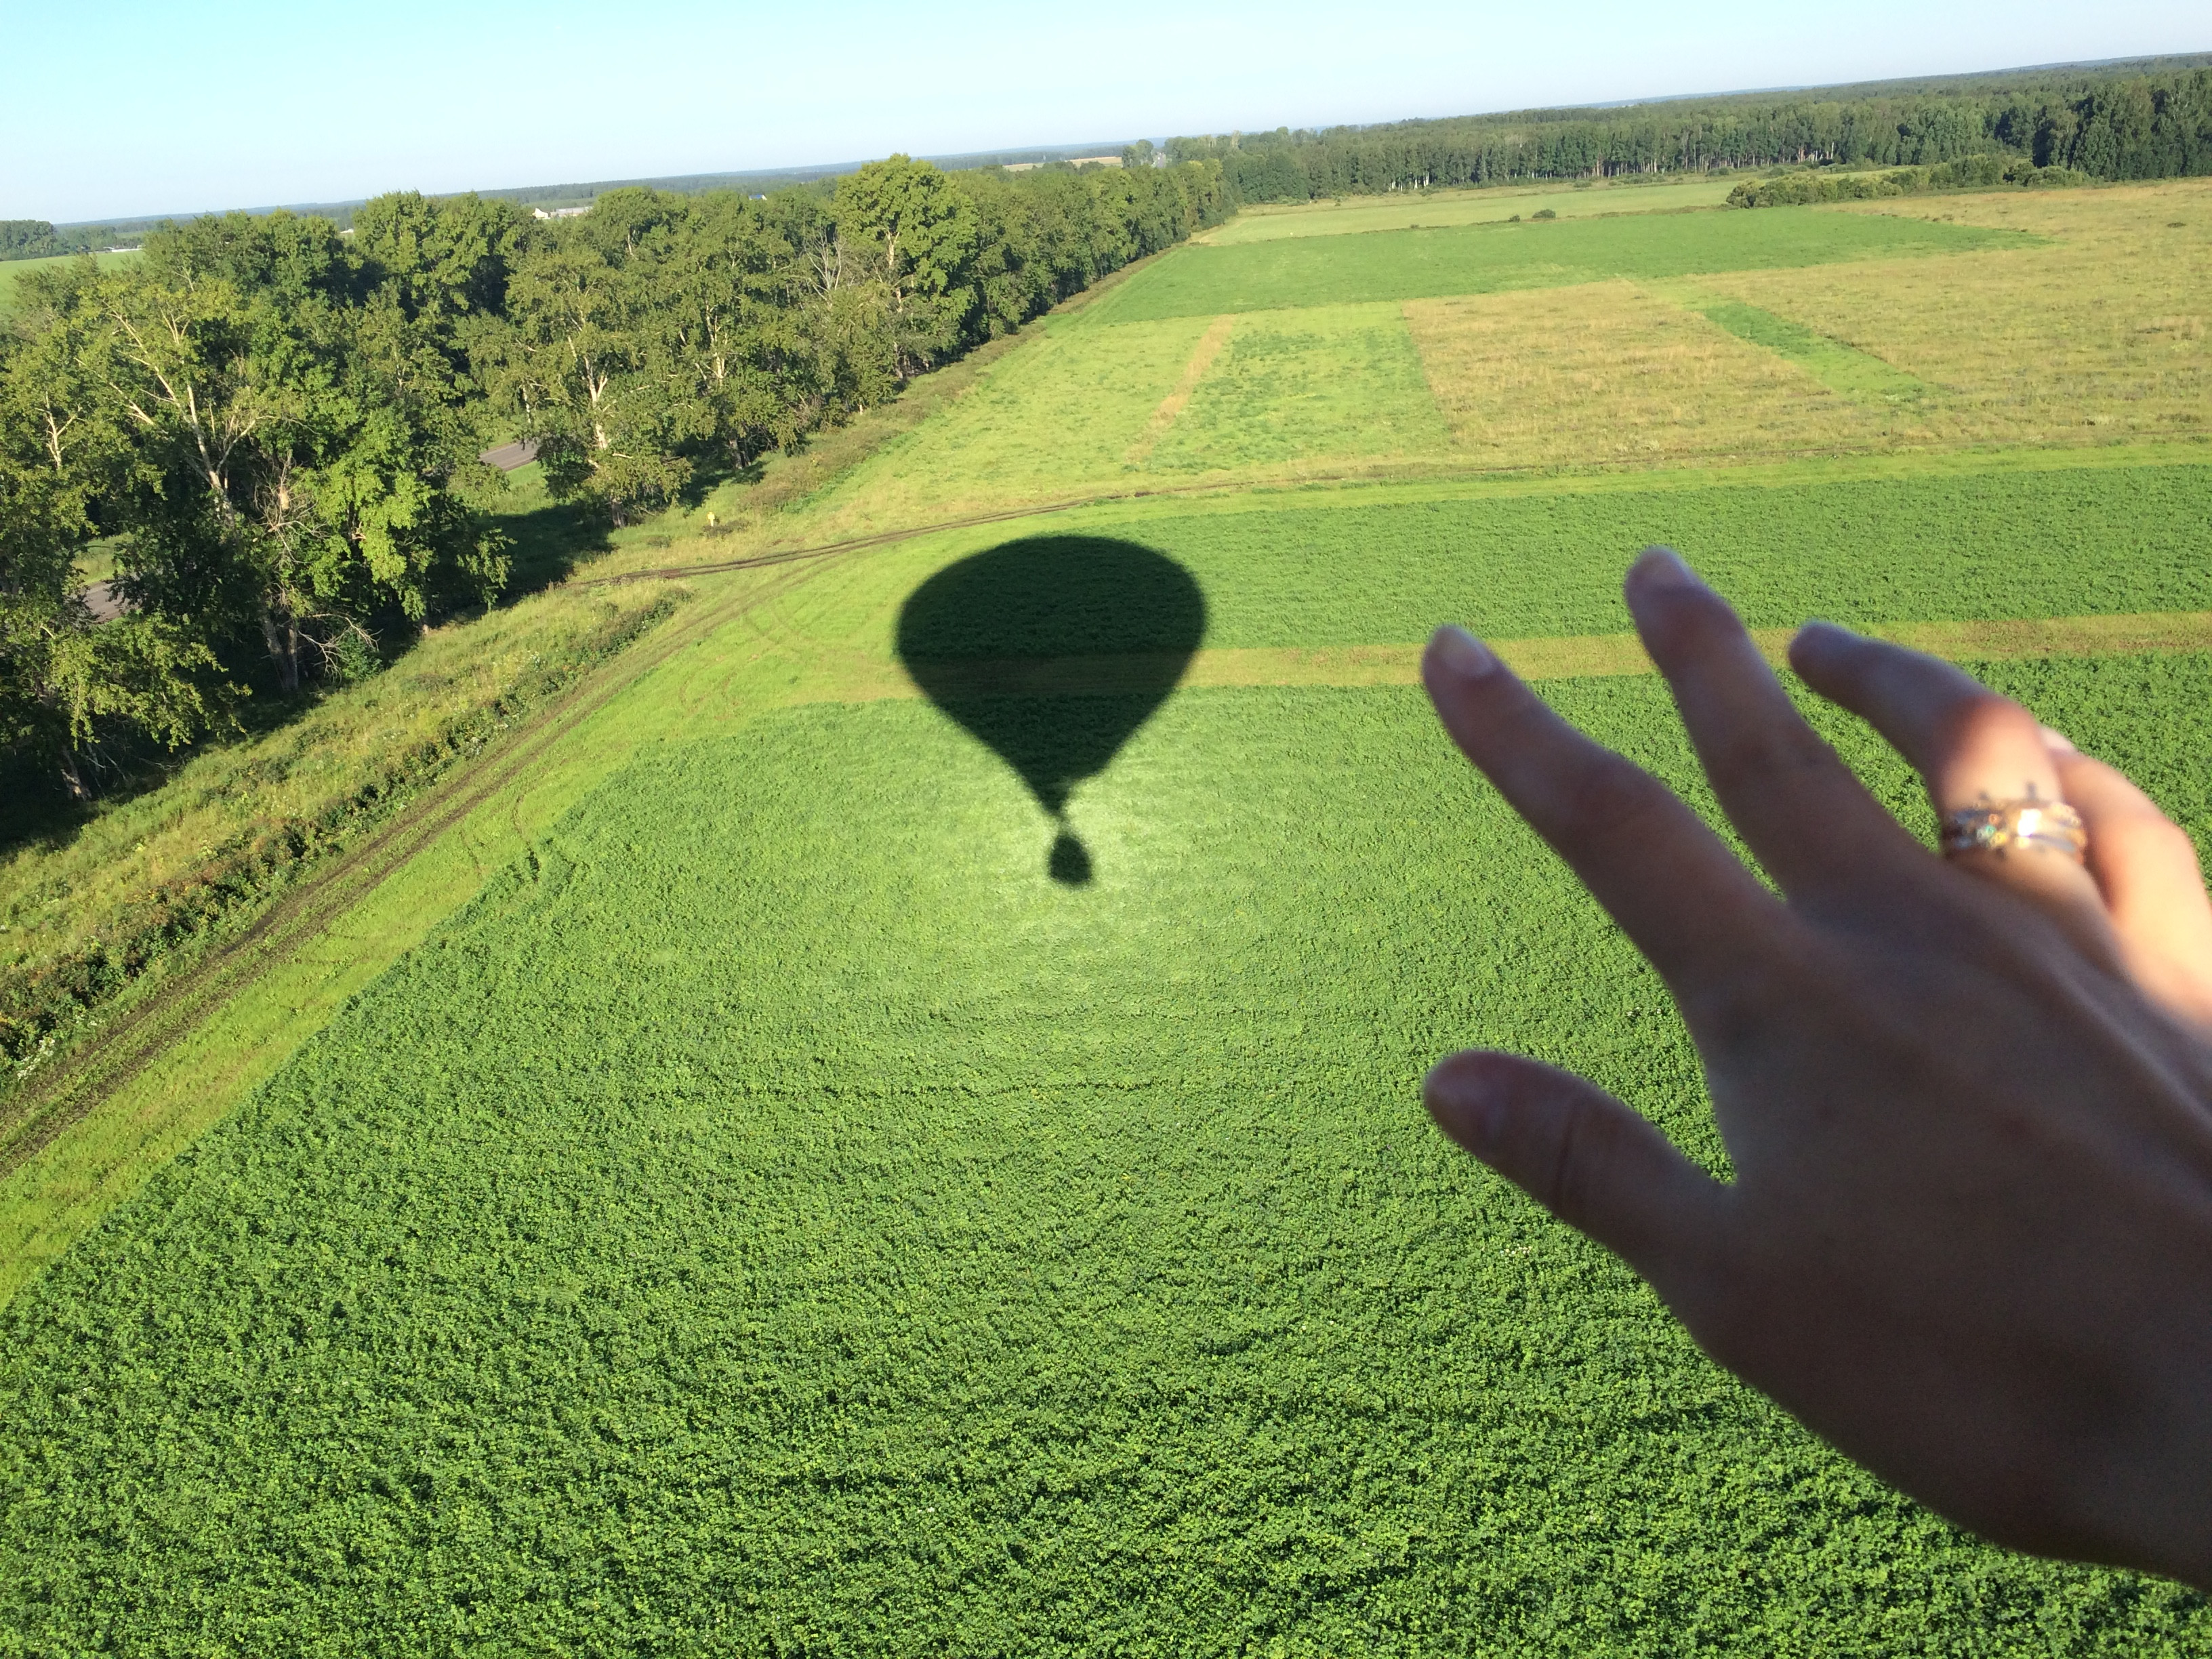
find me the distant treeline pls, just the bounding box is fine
[1168,62,2212,201]
[1728,152,2089,207]
[0,220,140,260]
[0,155,1226,796]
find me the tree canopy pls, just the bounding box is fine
[1169,64,2212,202]
[0,157,1227,797]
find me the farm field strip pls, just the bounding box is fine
[758,611,2212,708]
[1689,181,2212,447]
[1088,205,2030,324]
[1196,176,1742,244]
[8,660,2212,1650]
[0,557,842,1306]
[582,437,2212,596]
[1124,314,1235,463]
[773,187,2212,546]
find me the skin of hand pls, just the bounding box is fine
[1419,546,2212,1589]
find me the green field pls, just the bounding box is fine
[1088,207,2028,321]
[0,248,137,310]
[6,182,2212,1651]
[1200,175,1742,244]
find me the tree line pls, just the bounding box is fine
[1168,64,2212,201]
[1725,152,2089,208]
[0,155,1227,799]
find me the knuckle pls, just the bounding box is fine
[1557,751,1674,839]
[1934,688,2040,760]
[1703,714,1836,794]
[1536,1095,1618,1227]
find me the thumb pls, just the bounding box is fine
[1425,1049,1722,1284]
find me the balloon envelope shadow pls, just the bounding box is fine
[895,535,1206,884]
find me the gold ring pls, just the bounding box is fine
[1939,794,2087,863]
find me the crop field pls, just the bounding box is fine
[5,180,2212,1652]
[1197,174,1742,244]
[1086,207,2026,323]
[0,248,137,311]
[785,181,2212,540]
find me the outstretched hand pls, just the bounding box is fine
[1420,547,2212,1588]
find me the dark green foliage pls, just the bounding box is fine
[1166,62,2212,202]
[0,222,60,262]
[489,159,1228,520]
[1727,156,2089,207]
[1095,207,2022,321]
[0,161,1230,794]
[3,655,2209,1650]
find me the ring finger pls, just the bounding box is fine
[1788,623,2110,926]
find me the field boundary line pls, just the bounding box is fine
[576,441,2212,594]
[776,611,2212,706]
[1124,316,1237,465]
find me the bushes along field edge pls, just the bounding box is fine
[1726,155,2091,207]
[0,587,685,1086]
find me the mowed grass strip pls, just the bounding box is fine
[1144,302,1452,474]
[1124,314,1235,464]
[661,462,2212,720]
[1089,205,2030,323]
[1685,295,1927,402]
[782,611,2212,705]
[1197,175,1741,245]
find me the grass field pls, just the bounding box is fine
[1197,175,1742,244]
[5,179,2212,1652]
[0,249,138,310]
[1088,207,2028,323]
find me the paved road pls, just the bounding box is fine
[479,438,541,472]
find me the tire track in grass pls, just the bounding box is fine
[1124,315,1237,466]
[0,562,827,1183]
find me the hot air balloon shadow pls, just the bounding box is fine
[895,535,1207,884]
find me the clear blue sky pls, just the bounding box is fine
[9,1,2207,224]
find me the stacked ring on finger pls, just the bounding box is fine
[1939,793,2089,863]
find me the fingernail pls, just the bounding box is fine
[1633,545,1696,588]
[2040,724,2077,756]
[1429,624,1496,680]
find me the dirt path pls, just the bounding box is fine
[0,560,830,1183]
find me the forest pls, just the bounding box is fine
[0,155,1227,800]
[1168,63,2212,200]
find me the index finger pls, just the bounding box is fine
[1423,623,1785,995]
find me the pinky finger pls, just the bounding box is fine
[2045,731,2212,1027]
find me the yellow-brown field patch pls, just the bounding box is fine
[1693,181,2212,447]
[1401,281,1887,466]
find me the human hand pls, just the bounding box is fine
[1419,546,2212,1588]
